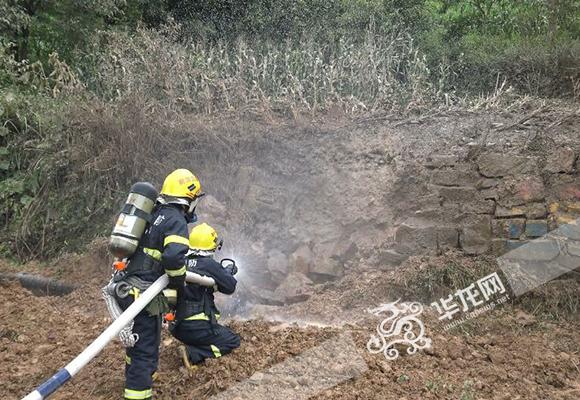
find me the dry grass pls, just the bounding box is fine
[92,26,449,117]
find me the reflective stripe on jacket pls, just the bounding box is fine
[126,204,189,281]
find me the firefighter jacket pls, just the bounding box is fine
[125,203,189,283]
[175,256,237,323]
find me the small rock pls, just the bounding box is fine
[250,372,265,381]
[447,346,463,360]
[497,176,546,207]
[430,167,479,187]
[477,178,500,189]
[424,155,458,168]
[492,218,526,239]
[378,360,392,373]
[496,206,526,217]
[515,310,536,326]
[268,323,290,333]
[558,352,571,361]
[487,349,506,364]
[526,203,547,219]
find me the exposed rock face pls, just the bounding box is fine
[194,114,578,297]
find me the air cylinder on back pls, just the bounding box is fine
[109,182,158,259]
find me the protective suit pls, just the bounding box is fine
[117,169,202,400]
[170,223,241,368]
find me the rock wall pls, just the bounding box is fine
[391,148,579,260]
[190,111,580,305]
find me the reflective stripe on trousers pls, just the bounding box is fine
[124,388,152,399]
[210,344,222,358]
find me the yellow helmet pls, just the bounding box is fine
[160,169,201,202]
[189,223,221,251]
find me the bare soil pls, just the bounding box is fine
[1,251,578,400]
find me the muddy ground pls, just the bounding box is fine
[1,250,578,400]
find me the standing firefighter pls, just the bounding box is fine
[116,169,203,400]
[170,223,240,370]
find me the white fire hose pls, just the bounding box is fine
[22,271,215,400]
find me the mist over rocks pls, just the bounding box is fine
[183,112,579,307]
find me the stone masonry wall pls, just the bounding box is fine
[391,146,580,258]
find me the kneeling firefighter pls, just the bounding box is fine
[170,223,240,370]
[111,169,203,400]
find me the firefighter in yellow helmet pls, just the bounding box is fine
[118,169,203,400]
[170,223,240,370]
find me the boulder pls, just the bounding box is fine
[477,153,538,177]
[273,273,313,304]
[497,176,546,207]
[266,249,289,284]
[492,219,526,239]
[460,216,492,254]
[430,167,479,187]
[545,146,575,173]
[526,203,547,219]
[495,205,526,218]
[289,245,313,274]
[525,220,548,238]
[311,241,345,279]
[394,221,459,254]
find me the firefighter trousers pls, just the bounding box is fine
[119,294,162,400]
[171,320,240,364]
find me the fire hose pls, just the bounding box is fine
[21,271,215,400]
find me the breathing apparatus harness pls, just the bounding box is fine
[103,186,197,347]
